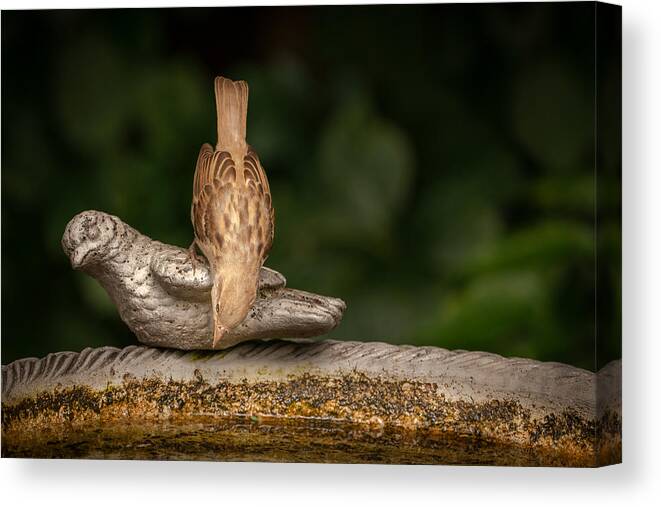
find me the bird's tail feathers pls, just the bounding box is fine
[214,76,248,150]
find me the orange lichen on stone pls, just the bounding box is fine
[1,372,619,466]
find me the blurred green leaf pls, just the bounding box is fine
[55,35,132,157]
[417,270,556,359]
[533,174,595,213]
[461,220,593,278]
[318,92,414,244]
[513,62,592,172]
[416,141,521,274]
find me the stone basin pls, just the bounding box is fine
[1,339,621,466]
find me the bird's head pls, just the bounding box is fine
[210,268,259,348]
[62,211,128,269]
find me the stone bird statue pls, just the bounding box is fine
[62,210,346,350]
[189,76,274,348]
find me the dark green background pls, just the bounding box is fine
[1,3,621,370]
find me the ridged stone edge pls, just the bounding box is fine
[2,339,620,421]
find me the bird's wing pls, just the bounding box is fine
[191,143,274,264]
[244,146,275,258]
[150,247,286,302]
[191,143,238,249]
[241,146,275,261]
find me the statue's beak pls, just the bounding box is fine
[70,247,87,269]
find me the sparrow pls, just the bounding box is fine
[61,210,345,350]
[190,76,275,348]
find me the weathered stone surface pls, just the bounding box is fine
[1,340,621,466]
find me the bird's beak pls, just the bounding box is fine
[212,325,227,349]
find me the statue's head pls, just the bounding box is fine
[61,210,127,269]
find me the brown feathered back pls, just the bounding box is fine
[191,76,274,347]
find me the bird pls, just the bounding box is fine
[61,210,345,350]
[190,76,275,349]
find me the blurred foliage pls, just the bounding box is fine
[1,4,620,370]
